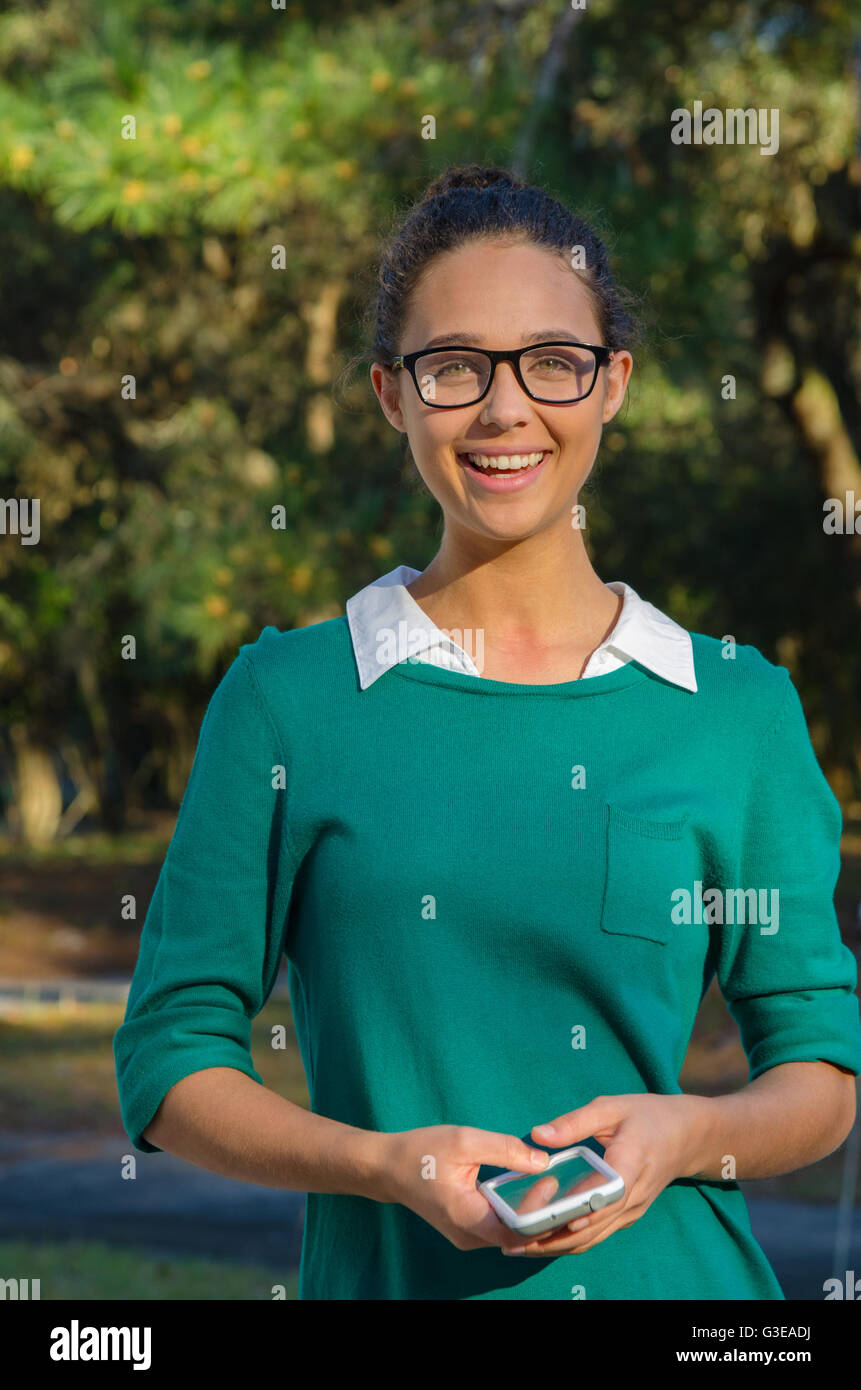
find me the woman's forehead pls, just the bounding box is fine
[405,246,600,343]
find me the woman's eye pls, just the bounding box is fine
[534,357,571,372]
[438,361,469,375]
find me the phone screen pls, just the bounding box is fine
[493,1153,604,1215]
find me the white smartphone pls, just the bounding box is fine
[477,1145,625,1238]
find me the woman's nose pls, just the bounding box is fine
[479,361,533,421]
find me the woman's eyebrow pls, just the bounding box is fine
[421,328,582,350]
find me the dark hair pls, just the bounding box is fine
[369,163,645,365]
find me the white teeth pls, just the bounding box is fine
[466,452,545,471]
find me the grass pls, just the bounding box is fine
[0,819,177,865]
[0,1240,297,1299]
[0,1001,311,1133]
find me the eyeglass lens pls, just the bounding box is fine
[414,346,599,405]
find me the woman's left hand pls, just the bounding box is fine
[500,1092,711,1257]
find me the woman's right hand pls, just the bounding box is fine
[379,1124,551,1251]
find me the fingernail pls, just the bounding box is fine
[504,1246,526,1256]
[535,1123,556,1136]
[530,1150,550,1167]
[568,1218,589,1231]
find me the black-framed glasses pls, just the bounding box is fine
[389,341,615,408]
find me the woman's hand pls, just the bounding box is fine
[500,1092,712,1258]
[380,1124,554,1251]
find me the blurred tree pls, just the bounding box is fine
[0,0,858,839]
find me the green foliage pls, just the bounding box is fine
[0,0,859,823]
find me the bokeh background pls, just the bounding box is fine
[0,0,859,1299]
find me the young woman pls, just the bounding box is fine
[115,164,861,1301]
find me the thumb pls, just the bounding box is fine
[473,1130,552,1175]
[531,1096,621,1147]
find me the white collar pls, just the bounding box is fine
[345,564,697,692]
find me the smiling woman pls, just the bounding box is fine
[366,167,640,677]
[114,164,861,1305]
[368,167,638,542]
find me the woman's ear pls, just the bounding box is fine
[601,350,633,424]
[370,362,407,431]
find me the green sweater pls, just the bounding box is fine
[114,618,861,1300]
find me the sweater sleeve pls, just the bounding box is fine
[113,650,298,1152]
[714,670,861,1081]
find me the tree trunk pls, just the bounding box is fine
[7,724,63,846]
[73,651,126,832]
[303,277,347,454]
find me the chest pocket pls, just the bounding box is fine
[600,803,690,945]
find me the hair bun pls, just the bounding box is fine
[420,164,525,202]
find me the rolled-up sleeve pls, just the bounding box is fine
[715,670,861,1081]
[113,650,298,1152]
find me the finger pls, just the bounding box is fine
[503,1212,626,1257]
[531,1096,622,1147]
[500,1205,619,1257]
[591,1142,637,1193]
[567,1209,638,1253]
[468,1196,529,1245]
[517,1174,561,1214]
[500,1184,642,1255]
[561,1197,648,1254]
[497,1173,639,1251]
[504,1183,653,1256]
[467,1129,552,1176]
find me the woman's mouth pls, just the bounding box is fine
[456,450,550,491]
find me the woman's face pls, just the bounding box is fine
[371,239,633,543]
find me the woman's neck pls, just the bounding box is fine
[405,530,620,653]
